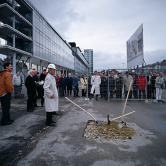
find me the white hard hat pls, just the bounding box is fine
[132,70,135,73]
[48,64,56,69]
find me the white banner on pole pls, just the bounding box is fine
[127,24,143,68]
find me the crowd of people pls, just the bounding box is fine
[0,62,165,126]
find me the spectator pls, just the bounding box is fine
[109,72,115,98]
[132,74,138,99]
[155,72,165,103]
[40,69,47,107]
[90,71,101,100]
[103,72,108,100]
[36,72,41,99]
[56,74,60,91]
[151,72,157,99]
[33,69,39,107]
[136,73,147,100]
[43,64,58,126]
[25,69,36,112]
[13,71,22,98]
[88,74,93,98]
[123,71,133,99]
[66,73,73,96]
[164,73,166,89]
[0,63,14,126]
[132,70,138,79]
[100,73,105,98]
[147,72,153,99]
[116,73,123,99]
[59,74,66,97]
[73,73,79,97]
[80,74,87,97]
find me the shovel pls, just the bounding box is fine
[65,97,102,124]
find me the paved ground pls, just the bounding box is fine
[0,92,166,166]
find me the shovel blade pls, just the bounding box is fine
[96,120,103,125]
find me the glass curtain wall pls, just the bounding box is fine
[33,11,74,70]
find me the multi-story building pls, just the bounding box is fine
[69,42,88,77]
[0,0,87,78]
[84,49,93,74]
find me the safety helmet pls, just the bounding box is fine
[48,64,56,69]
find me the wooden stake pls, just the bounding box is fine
[111,111,135,121]
[122,79,133,121]
[65,97,97,122]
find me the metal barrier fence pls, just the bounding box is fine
[84,68,166,102]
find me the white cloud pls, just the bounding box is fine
[1,0,166,69]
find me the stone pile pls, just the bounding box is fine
[84,121,135,140]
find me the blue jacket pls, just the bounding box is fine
[73,76,78,86]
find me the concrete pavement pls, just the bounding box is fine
[0,95,166,166]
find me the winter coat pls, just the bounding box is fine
[116,77,123,90]
[73,76,78,86]
[109,76,115,90]
[66,77,73,90]
[123,75,133,91]
[59,77,66,87]
[91,75,101,95]
[80,78,87,89]
[0,69,14,95]
[56,76,60,87]
[13,75,21,86]
[43,73,59,112]
[25,75,36,94]
[155,76,165,89]
[136,76,147,89]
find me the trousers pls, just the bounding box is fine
[156,88,162,100]
[0,93,11,123]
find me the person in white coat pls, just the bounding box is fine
[90,71,101,100]
[43,64,59,126]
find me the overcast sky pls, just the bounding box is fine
[1,0,166,69]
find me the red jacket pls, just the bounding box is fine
[136,76,147,89]
[56,76,60,87]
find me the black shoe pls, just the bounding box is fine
[1,121,12,126]
[47,123,56,126]
[8,119,14,122]
[27,109,33,112]
[52,112,61,115]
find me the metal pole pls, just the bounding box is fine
[108,68,109,102]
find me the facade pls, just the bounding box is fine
[0,0,85,78]
[84,49,93,74]
[69,42,88,77]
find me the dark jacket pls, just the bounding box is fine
[133,78,138,90]
[151,76,157,88]
[109,76,115,90]
[59,77,66,87]
[116,77,123,90]
[25,75,36,94]
[101,76,107,87]
[40,73,46,81]
[66,77,73,90]
[73,76,78,86]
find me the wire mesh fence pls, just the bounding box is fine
[84,68,166,102]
